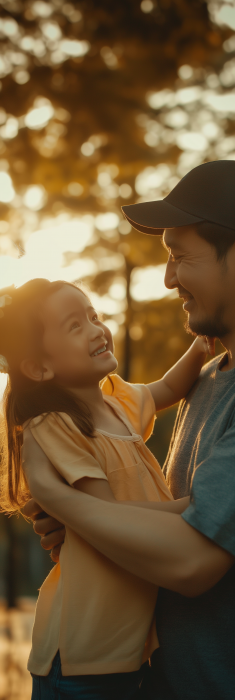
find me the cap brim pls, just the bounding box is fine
[122,200,203,235]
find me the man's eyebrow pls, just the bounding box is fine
[162,234,184,252]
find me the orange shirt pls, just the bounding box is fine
[28,375,172,676]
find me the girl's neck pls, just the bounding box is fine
[69,383,106,421]
[68,381,131,437]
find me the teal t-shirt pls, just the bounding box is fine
[156,353,235,700]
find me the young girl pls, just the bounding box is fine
[0,278,212,700]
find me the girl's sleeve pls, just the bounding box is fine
[102,375,156,442]
[29,413,108,485]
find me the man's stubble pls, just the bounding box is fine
[184,306,230,340]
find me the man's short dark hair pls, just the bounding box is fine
[195,221,235,260]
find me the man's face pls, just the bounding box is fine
[163,226,235,338]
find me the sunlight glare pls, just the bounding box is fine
[41,22,62,41]
[32,2,53,18]
[130,265,173,302]
[0,18,19,37]
[175,87,202,105]
[203,90,235,112]
[178,65,193,80]
[176,131,208,152]
[109,279,126,300]
[60,39,90,57]
[0,219,95,291]
[135,164,171,196]
[212,3,235,30]
[0,173,15,203]
[81,142,95,156]
[103,319,119,336]
[147,89,175,109]
[14,70,30,85]
[25,105,54,130]
[23,186,47,211]
[95,213,120,231]
[140,0,154,13]
[89,292,127,315]
[0,118,18,140]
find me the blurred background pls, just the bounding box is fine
[0,0,234,696]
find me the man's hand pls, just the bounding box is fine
[23,498,65,563]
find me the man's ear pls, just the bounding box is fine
[20,358,54,382]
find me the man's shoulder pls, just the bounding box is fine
[184,353,226,405]
[199,352,225,380]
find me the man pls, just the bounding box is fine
[24,160,235,699]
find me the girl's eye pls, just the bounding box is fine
[92,314,98,321]
[70,322,80,331]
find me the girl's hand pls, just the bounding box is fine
[194,336,215,356]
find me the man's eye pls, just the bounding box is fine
[170,254,181,262]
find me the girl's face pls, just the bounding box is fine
[39,285,118,388]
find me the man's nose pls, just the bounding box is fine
[164,259,178,290]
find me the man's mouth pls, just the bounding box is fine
[178,290,194,309]
[182,298,194,310]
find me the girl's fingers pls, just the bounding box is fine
[39,527,65,551]
[50,545,62,563]
[23,498,44,520]
[206,337,215,355]
[33,516,64,536]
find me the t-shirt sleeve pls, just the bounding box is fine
[29,412,108,486]
[182,422,235,556]
[101,374,156,441]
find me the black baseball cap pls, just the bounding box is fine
[121,160,235,235]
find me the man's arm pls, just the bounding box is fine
[24,493,189,563]
[23,434,234,597]
[23,498,66,562]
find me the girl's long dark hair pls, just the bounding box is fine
[0,279,94,513]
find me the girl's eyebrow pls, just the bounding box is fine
[60,311,78,328]
[60,305,95,328]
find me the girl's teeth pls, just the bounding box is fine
[93,346,107,356]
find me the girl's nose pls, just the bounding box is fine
[90,324,106,340]
[164,259,178,290]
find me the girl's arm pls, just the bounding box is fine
[147,336,214,411]
[23,429,188,516]
[77,476,189,513]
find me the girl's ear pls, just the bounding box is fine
[20,358,54,382]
